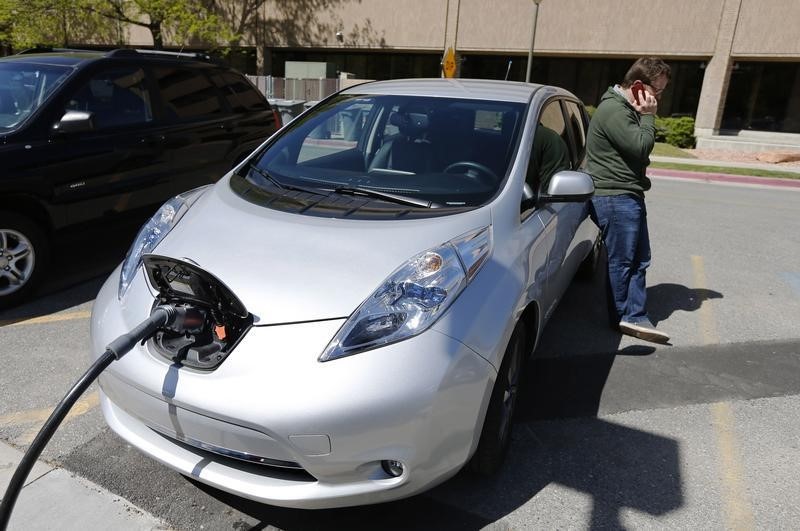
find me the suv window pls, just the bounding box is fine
[210,71,269,113]
[64,67,152,129]
[153,67,224,120]
[0,62,72,129]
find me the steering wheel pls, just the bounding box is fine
[443,160,498,185]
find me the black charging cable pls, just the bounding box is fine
[0,305,181,531]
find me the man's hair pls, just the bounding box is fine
[621,57,671,88]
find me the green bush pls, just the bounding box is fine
[654,116,696,148]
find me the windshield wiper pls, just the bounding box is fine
[245,163,326,196]
[328,186,440,208]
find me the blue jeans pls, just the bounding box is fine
[590,194,651,324]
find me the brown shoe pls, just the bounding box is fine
[619,319,670,344]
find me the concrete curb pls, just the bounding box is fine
[1,441,168,530]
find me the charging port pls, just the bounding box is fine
[143,255,253,370]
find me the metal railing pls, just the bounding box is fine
[246,75,340,101]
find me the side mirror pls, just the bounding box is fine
[52,110,94,134]
[538,170,594,205]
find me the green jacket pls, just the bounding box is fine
[586,87,656,196]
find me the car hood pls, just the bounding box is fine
[152,178,493,324]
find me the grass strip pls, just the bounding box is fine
[650,161,800,180]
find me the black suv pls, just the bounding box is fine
[0,48,280,307]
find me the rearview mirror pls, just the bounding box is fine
[52,110,94,134]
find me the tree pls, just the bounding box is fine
[0,0,116,52]
[85,0,235,50]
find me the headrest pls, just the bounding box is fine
[390,111,429,134]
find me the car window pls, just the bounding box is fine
[563,101,587,168]
[298,102,373,163]
[64,67,152,130]
[248,94,525,208]
[0,62,72,129]
[210,70,269,113]
[526,100,571,195]
[153,67,224,120]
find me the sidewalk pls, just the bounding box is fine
[0,441,167,530]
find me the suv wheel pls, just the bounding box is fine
[0,213,49,309]
[469,322,527,476]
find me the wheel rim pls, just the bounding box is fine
[497,333,523,443]
[0,228,36,296]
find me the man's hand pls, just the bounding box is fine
[633,91,658,115]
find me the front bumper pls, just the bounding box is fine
[91,268,496,509]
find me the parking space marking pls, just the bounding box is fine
[0,391,100,445]
[711,402,755,530]
[1,310,91,328]
[691,256,719,345]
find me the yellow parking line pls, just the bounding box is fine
[711,402,755,530]
[0,310,91,328]
[1,391,100,446]
[691,256,719,345]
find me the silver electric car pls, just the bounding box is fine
[90,78,599,509]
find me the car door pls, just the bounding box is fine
[522,98,576,321]
[537,99,595,315]
[151,65,238,195]
[35,64,169,225]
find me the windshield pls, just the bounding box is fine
[0,62,73,130]
[246,94,526,208]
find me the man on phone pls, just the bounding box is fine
[586,57,671,343]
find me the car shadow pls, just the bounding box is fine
[0,217,141,325]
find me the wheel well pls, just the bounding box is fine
[519,301,540,358]
[0,197,54,237]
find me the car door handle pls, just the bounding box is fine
[139,134,165,144]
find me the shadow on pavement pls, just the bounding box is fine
[0,218,140,324]
[647,283,724,325]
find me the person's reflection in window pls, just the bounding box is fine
[528,124,571,194]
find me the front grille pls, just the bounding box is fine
[151,428,317,482]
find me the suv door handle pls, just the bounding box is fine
[140,134,165,144]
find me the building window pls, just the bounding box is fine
[721,61,800,134]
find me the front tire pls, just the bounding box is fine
[0,213,49,309]
[470,323,527,476]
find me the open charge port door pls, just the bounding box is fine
[143,254,253,370]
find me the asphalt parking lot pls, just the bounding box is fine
[2,175,800,529]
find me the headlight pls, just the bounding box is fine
[319,226,492,361]
[118,186,210,299]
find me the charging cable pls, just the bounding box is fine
[0,305,183,530]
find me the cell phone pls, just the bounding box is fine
[631,80,645,104]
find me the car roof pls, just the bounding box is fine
[0,48,216,68]
[340,78,571,104]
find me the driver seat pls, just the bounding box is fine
[369,112,433,174]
